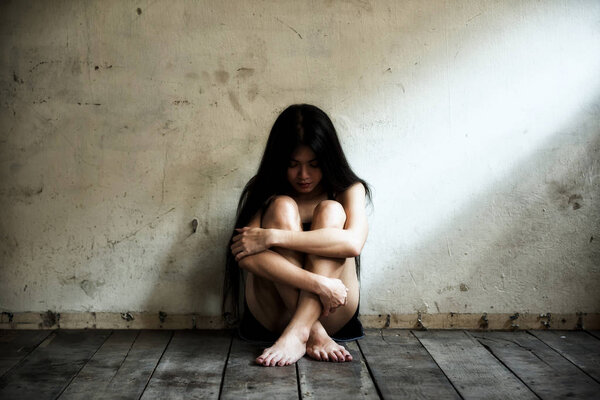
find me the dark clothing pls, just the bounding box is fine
[238,299,364,344]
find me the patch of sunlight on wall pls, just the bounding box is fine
[373,8,600,251]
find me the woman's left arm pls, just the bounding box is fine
[232,183,368,260]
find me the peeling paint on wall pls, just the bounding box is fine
[0,0,598,317]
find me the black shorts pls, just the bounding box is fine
[238,300,364,344]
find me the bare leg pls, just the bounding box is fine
[304,201,357,362]
[256,200,359,366]
[248,196,308,366]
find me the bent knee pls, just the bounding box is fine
[312,200,346,228]
[263,195,301,229]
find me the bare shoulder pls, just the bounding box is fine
[336,182,366,204]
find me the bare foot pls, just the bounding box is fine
[306,323,353,362]
[256,327,309,367]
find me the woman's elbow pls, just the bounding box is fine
[346,240,363,258]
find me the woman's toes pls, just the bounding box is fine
[333,350,344,362]
[330,351,339,362]
[320,350,329,361]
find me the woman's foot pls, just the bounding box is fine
[306,323,352,362]
[256,326,310,367]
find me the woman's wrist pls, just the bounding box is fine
[268,228,288,248]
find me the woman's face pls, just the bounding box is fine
[287,145,323,195]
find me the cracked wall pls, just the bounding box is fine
[0,0,598,317]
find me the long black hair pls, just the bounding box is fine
[222,104,371,323]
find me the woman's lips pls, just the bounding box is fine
[298,182,311,189]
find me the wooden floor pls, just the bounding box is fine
[1,329,599,399]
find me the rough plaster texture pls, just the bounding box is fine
[1,0,599,317]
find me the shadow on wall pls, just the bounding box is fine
[363,101,600,315]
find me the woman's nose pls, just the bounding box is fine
[299,166,309,178]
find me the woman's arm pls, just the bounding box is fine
[232,183,368,259]
[238,250,348,315]
[235,211,349,315]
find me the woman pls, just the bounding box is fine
[224,104,370,367]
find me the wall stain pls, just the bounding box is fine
[568,194,582,210]
[186,72,199,79]
[548,181,584,210]
[13,72,24,84]
[459,283,469,291]
[214,70,230,84]
[9,163,22,173]
[7,184,44,197]
[80,279,105,298]
[172,100,190,106]
[228,91,247,119]
[136,7,142,15]
[236,67,255,79]
[247,84,259,102]
[41,310,58,327]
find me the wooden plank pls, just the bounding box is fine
[413,330,537,400]
[471,331,600,399]
[586,330,600,340]
[0,330,110,400]
[530,330,600,382]
[140,330,232,400]
[220,336,298,399]
[0,330,52,377]
[86,330,172,400]
[358,329,460,399]
[297,341,378,399]
[57,330,139,399]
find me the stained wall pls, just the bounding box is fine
[1,0,599,320]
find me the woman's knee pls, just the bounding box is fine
[263,195,301,229]
[312,200,346,228]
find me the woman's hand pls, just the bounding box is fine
[230,227,273,261]
[317,276,349,317]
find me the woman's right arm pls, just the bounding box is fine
[235,212,348,315]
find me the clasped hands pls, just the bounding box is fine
[230,227,272,262]
[230,226,349,316]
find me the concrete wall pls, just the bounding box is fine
[1,0,599,322]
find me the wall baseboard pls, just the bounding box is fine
[1,311,598,330]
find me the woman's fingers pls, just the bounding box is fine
[231,227,250,242]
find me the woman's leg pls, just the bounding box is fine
[245,195,304,334]
[256,200,359,366]
[305,201,359,362]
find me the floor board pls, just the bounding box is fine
[0,330,110,400]
[297,341,378,399]
[358,329,460,399]
[140,330,232,400]
[2,329,599,399]
[91,330,172,400]
[58,330,140,400]
[413,330,538,400]
[529,330,600,382]
[587,330,600,340]
[0,330,52,377]
[471,330,600,399]
[220,336,298,399]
